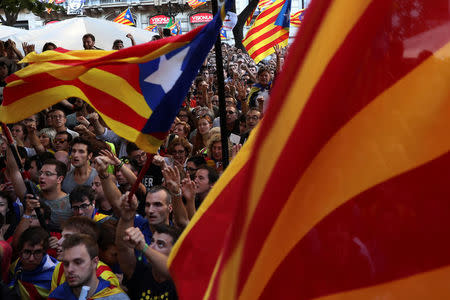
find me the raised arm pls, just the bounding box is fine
[93,155,122,216]
[162,166,189,228]
[115,192,139,279]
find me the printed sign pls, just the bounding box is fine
[149,15,170,25]
[67,0,84,15]
[190,13,213,23]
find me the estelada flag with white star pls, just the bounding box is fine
[1,1,230,153]
[113,8,135,26]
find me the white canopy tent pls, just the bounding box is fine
[2,17,156,53]
[0,25,27,40]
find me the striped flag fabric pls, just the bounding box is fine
[145,24,158,33]
[168,0,450,299]
[187,0,206,9]
[0,3,230,154]
[258,0,274,11]
[290,8,305,27]
[243,0,291,63]
[113,8,135,26]
[46,0,55,14]
[245,5,257,26]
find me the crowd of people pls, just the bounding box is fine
[0,32,285,299]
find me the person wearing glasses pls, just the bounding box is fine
[53,131,72,153]
[239,108,262,145]
[8,227,58,299]
[48,109,79,139]
[69,185,112,224]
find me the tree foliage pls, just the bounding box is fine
[232,0,259,52]
[0,0,65,26]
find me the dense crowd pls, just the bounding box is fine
[0,32,285,299]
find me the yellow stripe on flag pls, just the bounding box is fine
[315,265,450,300]
[78,68,151,119]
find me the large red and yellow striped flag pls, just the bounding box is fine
[243,0,290,63]
[168,0,450,299]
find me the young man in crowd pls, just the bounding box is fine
[69,185,112,223]
[116,193,180,300]
[51,216,120,291]
[194,165,218,208]
[48,234,128,299]
[9,227,58,299]
[62,137,98,193]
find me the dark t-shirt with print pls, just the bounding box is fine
[125,262,177,300]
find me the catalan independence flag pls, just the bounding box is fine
[243,0,291,63]
[220,27,227,39]
[113,8,135,26]
[0,3,229,154]
[145,24,158,33]
[290,8,305,27]
[9,255,58,299]
[187,0,206,9]
[168,0,450,299]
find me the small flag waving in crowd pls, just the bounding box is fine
[243,0,291,63]
[290,8,305,27]
[0,2,230,154]
[113,8,135,26]
[220,27,227,39]
[169,0,450,299]
[145,24,158,33]
[187,0,206,9]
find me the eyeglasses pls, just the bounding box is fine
[172,150,186,155]
[22,249,44,259]
[186,167,198,173]
[246,116,259,121]
[54,139,67,144]
[38,171,58,177]
[71,203,92,211]
[226,111,235,115]
[132,152,147,160]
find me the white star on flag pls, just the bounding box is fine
[144,47,190,93]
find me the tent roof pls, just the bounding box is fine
[0,25,27,40]
[2,17,156,53]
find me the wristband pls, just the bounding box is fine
[22,214,32,219]
[171,188,182,198]
[137,243,149,261]
[116,161,124,170]
[98,173,109,180]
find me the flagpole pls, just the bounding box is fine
[211,0,230,170]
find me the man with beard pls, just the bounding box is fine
[48,234,128,299]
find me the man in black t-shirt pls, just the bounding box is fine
[116,193,181,300]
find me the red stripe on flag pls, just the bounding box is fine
[260,151,450,299]
[244,5,284,37]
